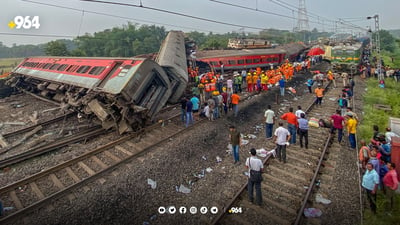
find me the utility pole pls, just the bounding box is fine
[367,14,382,80]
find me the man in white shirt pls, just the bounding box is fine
[295,105,305,118]
[245,148,263,206]
[264,105,275,139]
[273,122,291,163]
[385,127,399,143]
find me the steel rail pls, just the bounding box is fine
[211,80,333,225]
[2,112,75,138]
[0,114,191,224]
[293,133,332,225]
[0,126,105,168]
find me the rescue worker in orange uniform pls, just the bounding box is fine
[246,73,253,92]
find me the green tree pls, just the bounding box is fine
[376,30,397,52]
[45,41,69,56]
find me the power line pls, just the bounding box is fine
[81,0,270,30]
[21,0,213,33]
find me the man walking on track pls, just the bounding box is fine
[229,125,242,164]
[346,114,357,149]
[246,148,263,206]
[314,84,325,106]
[273,122,291,163]
[281,107,298,144]
[264,105,275,139]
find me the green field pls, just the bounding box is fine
[0,58,22,74]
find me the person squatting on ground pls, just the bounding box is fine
[362,162,379,214]
[314,85,325,106]
[264,105,275,139]
[281,107,298,144]
[229,125,242,164]
[297,113,309,149]
[246,148,264,206]
[273,122,291,163]
[330,109,345,144]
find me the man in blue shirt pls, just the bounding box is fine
[279,77,286,96]
[190,95,200,121]
[306,78,314,93]
[298,113,309,149]
[362,162,379,214]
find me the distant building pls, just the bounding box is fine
[227,39,271,49]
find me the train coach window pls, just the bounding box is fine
[117,65,132,77]
[43,63,52,69]
[57,64,68,71]
[245,59,252,64]
[66,65,79,72]
[50,64,60,70]
[76,65,91,74]
[228,60,236,65]
[89,66,106,75]
[253,58,260,63]
[237,59,244,64]
[210,61,218,66]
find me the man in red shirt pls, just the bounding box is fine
[383,162,399,210]
[330,109,345,144]
[281,107,298,144]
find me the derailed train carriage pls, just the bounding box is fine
[7,31,188,134]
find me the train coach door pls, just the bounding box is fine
[97,61,123,88]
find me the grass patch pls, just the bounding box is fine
[360,77,400,224]
[0,58,22,73]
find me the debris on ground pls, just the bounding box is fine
[304,208,322,217]
[176,184,191,194]
[216,156,222,163]
[205,167,213,173]
[315,193,331,204]
[147,178,157,189]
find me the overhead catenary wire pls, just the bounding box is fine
[80,0,270,30]
[20,0,214,33]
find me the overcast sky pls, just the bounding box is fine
[1,0,399,47]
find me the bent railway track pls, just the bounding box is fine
[0,113,204,224]
[213,80,357,225]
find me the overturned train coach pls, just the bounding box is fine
[7,31,188,134]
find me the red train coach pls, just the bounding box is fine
[196,48,286,71]
[8,57,172,133]
[196,42,306,71]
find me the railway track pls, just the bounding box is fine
[0,114,204,224]
[0,125,106,168]
[1,112,75,139]
[212,81,351,225]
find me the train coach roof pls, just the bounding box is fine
[22,56,148,61]
[196,48,286,59]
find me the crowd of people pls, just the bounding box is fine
[182,59,314,126]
